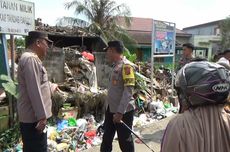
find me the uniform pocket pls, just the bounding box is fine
[41,67,48,84]
[112,72,120,86]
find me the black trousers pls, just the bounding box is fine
[20,122,47,152]
[100,108,134,152]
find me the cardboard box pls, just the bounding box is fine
[58,107,78,120]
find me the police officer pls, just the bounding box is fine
[100,41,135,152]
[17,31,58,152]
[176,43,194,72]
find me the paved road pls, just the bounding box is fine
[83,116,173,152]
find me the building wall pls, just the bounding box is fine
[184,24,219,36]
[139,47,151,62]
[193,35,221,59]
[184,22,221,60]
[43,48,65,83]
[136,35,190,63]
[176,36,192,46]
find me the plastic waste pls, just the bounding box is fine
[164,103,171,109]
[48,139,58,151]
[57,120,68,132]
[68,117,77,127]
[82,51,95,62]
[84,130,96,139]
[57,143,69,151]
[47,126,58,141]
[76,119,87,131]
[15,144,22,152]
[92,137,102,146]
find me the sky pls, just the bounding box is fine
[29,0,230,29]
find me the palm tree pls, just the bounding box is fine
[58,0,136,46]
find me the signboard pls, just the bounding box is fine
[154,21,175,53]
[0,0,35,35]
[150,20,176,99]
[58,18,90,28]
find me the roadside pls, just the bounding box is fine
[83,116,173,152]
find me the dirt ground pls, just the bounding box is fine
[83,116,174,152]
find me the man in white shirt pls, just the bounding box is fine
[217,49,230,70]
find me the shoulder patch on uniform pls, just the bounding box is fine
[124,65,131,75]
[122,64,135,86]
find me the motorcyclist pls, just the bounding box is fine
[161,61,230,152]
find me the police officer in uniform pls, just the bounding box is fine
[17,31,58,152]
[176,43,194,72]
[100,41,135,152]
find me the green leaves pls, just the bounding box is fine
[0,75,19,99]
[135,72,148,90]
[123,49,137,63]
[0,123,20,150]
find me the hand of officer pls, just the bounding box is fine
[51,83,59,92]
[35,118,47,133]
[113,113,123,123]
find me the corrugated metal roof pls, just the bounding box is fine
[183,20,223,30]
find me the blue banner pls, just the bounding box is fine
[154,21,175,53]
[0,34,10,88]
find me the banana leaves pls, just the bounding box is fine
[0,75,18,99]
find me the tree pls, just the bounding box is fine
[7,37,25,49]
[220,16,230,50]
[59,0,136,46]
[14,37,25,49]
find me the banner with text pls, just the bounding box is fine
[0,0,35,35]
[154,21,175,53]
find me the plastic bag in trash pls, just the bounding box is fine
[68,117,77,127]
[92,137,102,146]
[57,120,68,132]
[84,130,96,139]
[76,119,88,131]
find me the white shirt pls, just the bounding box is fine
[217,57,230,69]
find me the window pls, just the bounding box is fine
[215,28,220,36]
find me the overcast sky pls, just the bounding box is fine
[29,0,230,29]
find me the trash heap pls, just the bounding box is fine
[10,114,103,152]
[53,46,106,121]
[46,114,102,152]
[131,61,179,125]
[46,50,179,151]
[63,47,98,93]
[3,46,178,152]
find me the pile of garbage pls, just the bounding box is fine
[35,18,95,37]
[127,59,178,119]
[43,46,108,122]
[6,114,103,152]
[132,90,178,128]
[2,43,179,152]
[46,114,102,152]
[63,46,98,93]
